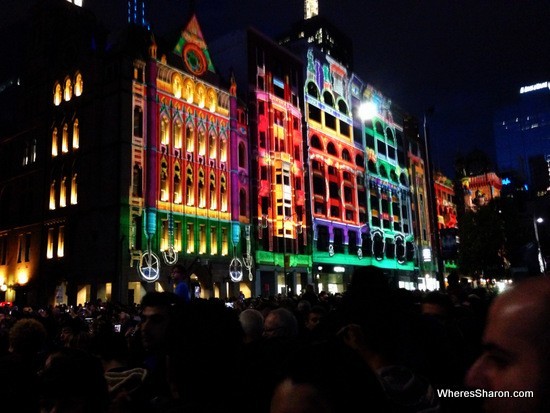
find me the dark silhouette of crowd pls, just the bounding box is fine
[0,266,548,413]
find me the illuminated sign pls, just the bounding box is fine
[520,82,550,94]
[502,178,511,185]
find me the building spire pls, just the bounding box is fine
[304,0,319,20]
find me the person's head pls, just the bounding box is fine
[270,377,332,413]
[263,307,299,338]
[140,291,180,353]
[170,264,186,284]
[9,317,47,355]
[40,347,109,413]
[304,305,326,332]
[421,291,453,319]
[465,276,550,413]
[239,308,264,343]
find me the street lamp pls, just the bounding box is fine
[533,217,546,273]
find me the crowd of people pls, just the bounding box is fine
[0,266,548,413]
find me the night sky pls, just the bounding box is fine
[4,0,550,177]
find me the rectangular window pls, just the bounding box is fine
[210,226,217,255]
[62,125,69,153]
[199,225,206,254]
[0,235,7,265]
[47,228,54,259]
[174,221,182,252]
[24,233,31,262]
[57,226,64,258]
[17,235,23,263]
[186,223,195,253]
[59,178,67,208]
[70,175,78,205]
[50,182,56,210]
[221,227,228,256]
[161,220,168,252]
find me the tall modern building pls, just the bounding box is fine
[494,81,550,195]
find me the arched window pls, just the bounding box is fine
[337,99,348,115]
[198,128,206,156]
[160,158,169,201]
[307,82,319,99]
[220,174,227,211]
[238,142,246,168]
[342,149,351,162]
[186,166,194,205]
[133,107,143,137]
[375,121,384,136]
[64,78,72,101]
[198,168,205,207]
[323,91,334,107]
[49,180,56,210]
[386,128,395,143]
[172,74,183,99]
[62,124,69,153]
[310,134,323,150]
[368,160,377,174]
[59,176,67,207]
[71,173,78,205]
[160,116,169,145]
[220,135,227,162]
[327,142,337,156]
[186,124,194,152]
[209,131,216,159]
[207,88,217,112]
[52,128,58,157]
[174,120,182,148]
[174,163,182,204]
[209,171,217,209]
[74,72,83,96]
[356,154,364,167]
[72,119,79,149]
[132,164,143,197]
[54,83,62,106]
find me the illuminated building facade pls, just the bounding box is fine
[303,49,364,292]
[402,116,439,290]
[0,0,438,305]
[0,0,108,304]
[358,89,417,288]
[211,28,309,297]
[0,1,251,305]
[281,1,418,290]
[128,15,251,302]
[434,171,458,273]
[461,172,502,213]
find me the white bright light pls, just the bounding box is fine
[358,101,378,121]
[334,266,345,273]
[537,217,544,223]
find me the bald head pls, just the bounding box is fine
[495,277,550,346]
[466,276,550,413]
